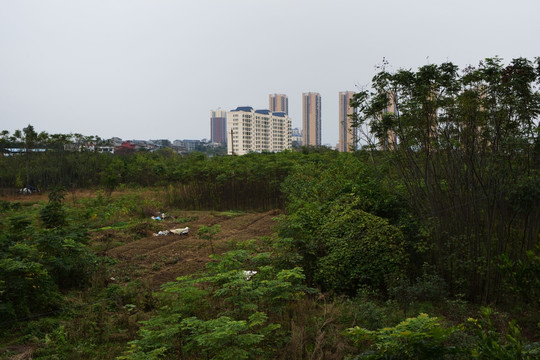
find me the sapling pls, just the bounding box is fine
[196,224,221,254]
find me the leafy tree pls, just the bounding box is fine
[0,257,60,322]
[0,130,10,155]
[498,247,540,306]
[350,57,540,302]
[0,216,60,322]
[278,153,412,294]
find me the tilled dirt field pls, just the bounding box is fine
[105,210,281,286]
[2,190,282,287]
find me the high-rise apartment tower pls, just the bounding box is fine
[269,94,288,115]
[210,109,227,145]
[227,107,292,155]
[338,91,357,152]
[302,92,321,146]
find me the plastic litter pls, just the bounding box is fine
[243,270,257,280]
[151,213,167,220]
[170,227,189,235]
[153,227,189,237]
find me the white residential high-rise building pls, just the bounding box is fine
[227,107,292,155]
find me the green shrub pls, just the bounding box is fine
[178,312,279,360]
[316,204,407,295]
[0,203,96,323]
[0,258,60,322]
[498,248,540,306]
[40,187,67,228]
[347,313,459,359]
[34,228,97,289]
[39,202,66,228]
[121,248,310,359]
[278,154,412,296]
[388,265,448,315]
[468,307,540,359]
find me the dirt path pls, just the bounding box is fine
[105,210,281,286]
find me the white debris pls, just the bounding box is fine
[170,227,189,235]
[153,227,189,237]
[243,270,257,280]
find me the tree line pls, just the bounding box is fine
[350,56,540,303]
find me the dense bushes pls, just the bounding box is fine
[122,245,311,359]
[347,313,459,359]
[314,205,406,295]
[347,308,540,359]
[278,153,411,295]
[0,198,96,324]
[0,146,536,357]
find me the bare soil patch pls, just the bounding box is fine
[105,209,281,287]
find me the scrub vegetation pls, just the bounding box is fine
[1,57,539,359]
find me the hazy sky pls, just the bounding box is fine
[1,0,539,146]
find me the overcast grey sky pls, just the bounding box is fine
[1,0,539,146]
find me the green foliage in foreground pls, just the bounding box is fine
[125,239,540,360]
[278,154,412,295]
[0,187,537,359]
[468,307,540,360]
[121,246,312,359]
[348,308,540,359]
[0,199,97,325]
[347,313,460,359]
[314,202,407,295]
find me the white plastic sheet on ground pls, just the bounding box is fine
[153,227,189,236]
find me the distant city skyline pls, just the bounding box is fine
[1,1,538,145]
